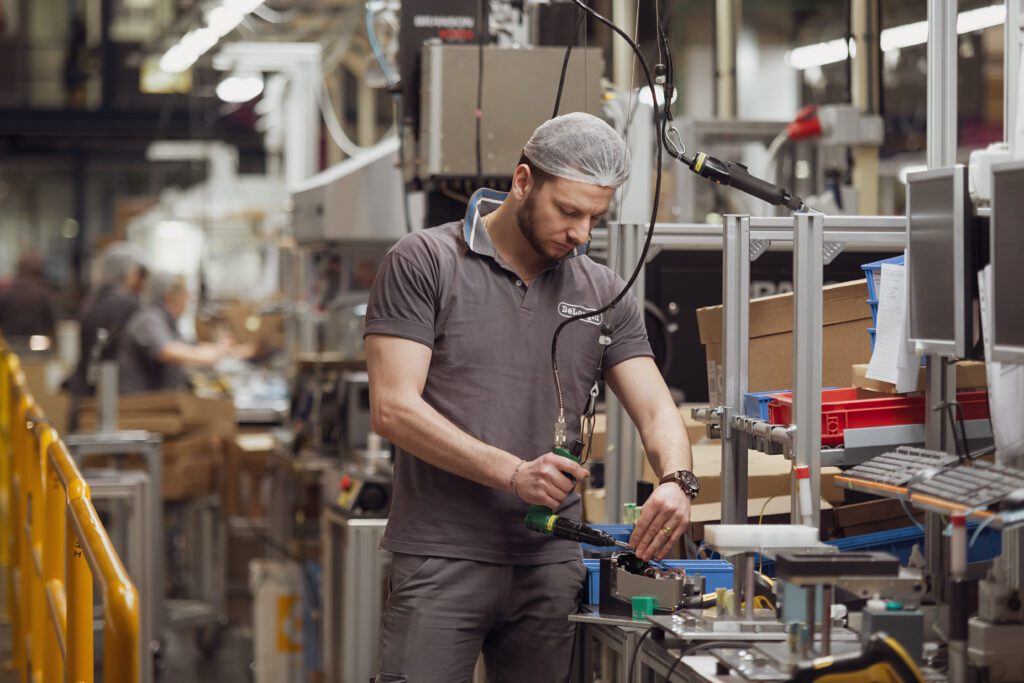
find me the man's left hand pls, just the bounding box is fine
[629,483,692,562]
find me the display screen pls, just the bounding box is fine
[907,171,958,348]
[992,163,1024,359]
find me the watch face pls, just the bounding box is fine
[679,470,699,494]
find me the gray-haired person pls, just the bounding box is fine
[366,113,696,682]
[68,243,148,398]
[117,271,251,394]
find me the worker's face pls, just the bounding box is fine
[513,169,614,261]
[165,287,189,320]
[125,266,144,294]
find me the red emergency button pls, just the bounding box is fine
[339,475,353,491]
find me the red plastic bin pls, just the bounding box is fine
[766,388,990,447]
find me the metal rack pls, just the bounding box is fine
[601,215,906,527]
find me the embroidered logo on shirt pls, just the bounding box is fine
[558,302,603,326]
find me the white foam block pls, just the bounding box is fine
[704,524,820,553]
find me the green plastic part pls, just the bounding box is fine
[886,600,904,611]
[631,596,657,621]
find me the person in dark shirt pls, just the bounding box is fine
[0,251,57,341]
[117,271,253,394]
[68,243,147,400]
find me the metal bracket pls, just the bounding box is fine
[822,241,846,265]
[749,239,771,261]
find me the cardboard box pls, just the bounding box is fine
[639,442,845,506]
[196,300,285,354]
[830,497,922,538]
[583,404,717,463]
[223,432,276,518]
[79,391,236,437]
[696,280,872,400]
[163,432,224,465]
[162,458,214,500]
[851,361,988,394]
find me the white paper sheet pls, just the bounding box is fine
[866,262,921,392]
[979,266,1024,468]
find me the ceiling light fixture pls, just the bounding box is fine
[216,72,265,102]
[159,0,265,74]
[785,3,1005,71]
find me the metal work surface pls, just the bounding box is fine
[648,612,790,642]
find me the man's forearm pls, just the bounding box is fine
[639,407,693,481]
[373,392,521,492]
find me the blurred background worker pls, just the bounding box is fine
[66,241,148,400]
[118,271,252,394]
[0,251,57,342]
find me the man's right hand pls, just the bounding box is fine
[513,453,590,509]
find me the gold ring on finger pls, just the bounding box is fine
[661,525,673,537]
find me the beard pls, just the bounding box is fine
[515,192,558,261]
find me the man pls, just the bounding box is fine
[117,271,249,394]
[67,242,147,400]
[366,113,697,682]
[0,251,57,341]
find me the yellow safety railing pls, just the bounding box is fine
[0,341,140,683]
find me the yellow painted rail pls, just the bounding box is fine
[1,341,139,683]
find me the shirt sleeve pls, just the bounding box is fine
[364,246,438,349]
[131,312,175,362]
[601,282,653,370]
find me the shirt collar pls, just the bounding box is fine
[462,188,590,261]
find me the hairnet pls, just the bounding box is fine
[92,242,147,290]
[145,271,186,307]
[522,112,630,188]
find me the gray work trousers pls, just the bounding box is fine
[375,553,587,683]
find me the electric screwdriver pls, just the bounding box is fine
[523,445,630,549]
[687,151,805,211]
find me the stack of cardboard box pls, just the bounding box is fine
[79,391,235,500]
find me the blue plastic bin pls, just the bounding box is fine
[744,391,782,421]
[581,524,634,555]
[862,255,905,302]
[582,559,734,605]
[868,299,879,325]
[868,327,876,352]
[755,523,1001,577]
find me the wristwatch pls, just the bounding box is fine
[660,469,700,499]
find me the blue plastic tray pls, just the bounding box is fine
[754,523,1001,576]
[862,255,905,301]
[582,559,734,605]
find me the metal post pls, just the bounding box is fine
[611,0,636,94]
[821,585,833,656]
[721,215,750,524]
[924,0,958,605]
[97,362,118,434]
[606,224,645,523]
[927,0,958,169]
[1006,0,1021,152]
[714,0,739,119]
[791,213,824,527]
[851,0,881,214]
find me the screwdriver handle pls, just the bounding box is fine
[525,446,582,534]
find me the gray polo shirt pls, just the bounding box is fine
[365,215,652,565]
[117,305,188,395]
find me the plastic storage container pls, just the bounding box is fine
[862,254,905,302]
[755,523,1001,576]
[744,391,784,421]
[766,387,990,447]
[580,524,634,555]
[581,559,734,605]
